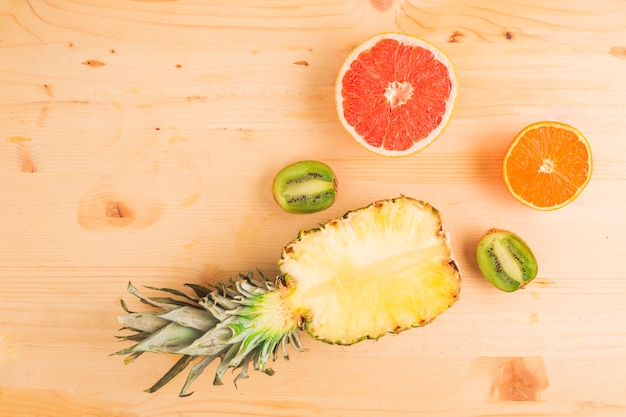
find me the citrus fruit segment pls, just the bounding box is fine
[503,121,593,211]
[335,33,457,157]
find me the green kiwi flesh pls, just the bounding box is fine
[272,160,337,214]
[476,229,538,292]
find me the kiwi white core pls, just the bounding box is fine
[285,179,332,196]
[492,240,525,284]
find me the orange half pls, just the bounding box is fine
[503,121,592,211]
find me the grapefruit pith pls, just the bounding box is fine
[335,33,458,157]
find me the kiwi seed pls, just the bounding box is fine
[272,160,337,214]
[476,228,538,292]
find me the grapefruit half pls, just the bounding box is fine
[335,33,457,157]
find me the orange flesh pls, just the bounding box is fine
[504,123,592,210]
[341,38,452,152]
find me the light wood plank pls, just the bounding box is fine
[1,0,626,415]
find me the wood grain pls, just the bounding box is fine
[1,0,626,416]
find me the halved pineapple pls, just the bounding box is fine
[115,196,461,396]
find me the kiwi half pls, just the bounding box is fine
[272,160,337,214]
[476,229,538,292]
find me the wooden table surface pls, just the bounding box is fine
[1,1,626,416]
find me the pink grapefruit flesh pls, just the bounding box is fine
[336,33,457,157]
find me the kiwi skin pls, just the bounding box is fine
[476,228,538,292]
[272,160,337,214]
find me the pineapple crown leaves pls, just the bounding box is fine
[114,271,305,396]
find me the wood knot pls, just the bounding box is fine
[82,59,106,67]
[105,201,133,224]
[77,181,164,231]
[490,356,549,401]
[370,0,393,11]
[609,46,626,60]
[503,28,521,41]
[448,31,465,43]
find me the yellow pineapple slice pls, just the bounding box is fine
[281,197,460,344]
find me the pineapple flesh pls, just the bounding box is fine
[115,196,461,395]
